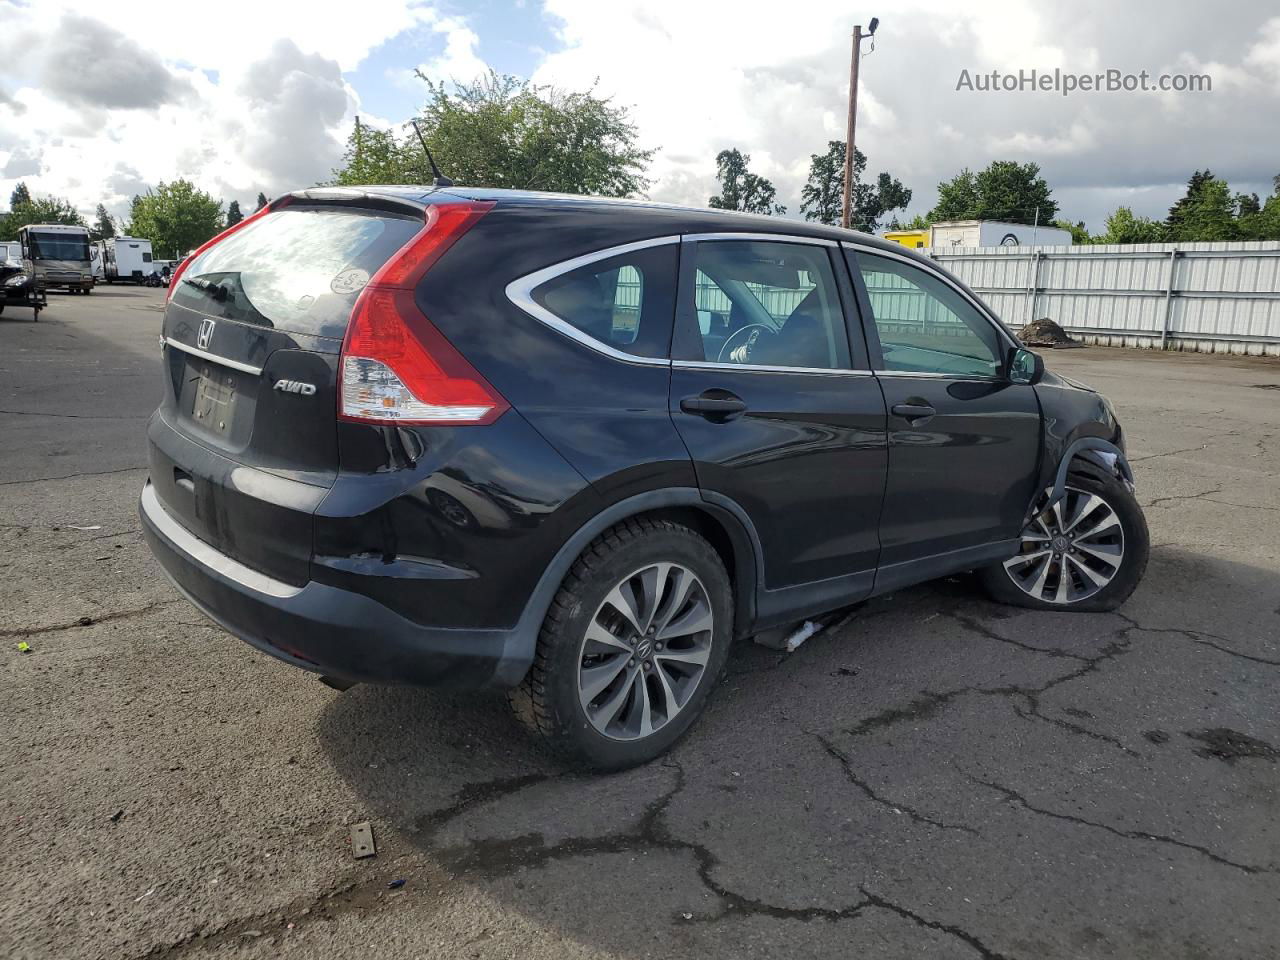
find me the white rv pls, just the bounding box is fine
[928,220,1073,248]
[100,236,156,283]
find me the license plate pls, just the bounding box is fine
[192,364,236,434]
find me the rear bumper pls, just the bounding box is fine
[139,482,531,688]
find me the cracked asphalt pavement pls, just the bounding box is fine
[2,288,1278,959]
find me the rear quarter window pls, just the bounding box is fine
[529,244,677,359]
[170,205,422,339]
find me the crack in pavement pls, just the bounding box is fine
[810,730,981,836]
[413,762,1011,955]
[859,889,1016,960]
[845,615,1137,754]
[1113,613,1280,669]
[0,408,148,420]
[1144,487,1222,508]
[0,465,147,486]
[965,772,1275,876]
[0,599,182,638]
[1128,444,1208,463]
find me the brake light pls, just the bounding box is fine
[165,198,286,302]
[338,202,506,426]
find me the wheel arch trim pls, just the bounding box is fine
[505,488,764,682]
[1045,437,1134,511]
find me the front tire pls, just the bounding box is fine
[510,518,733,771]
[981,471,1149,612]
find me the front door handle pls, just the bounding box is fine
[681,393,748,421]
[891,402,936,424]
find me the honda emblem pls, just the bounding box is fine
[197,318,215,350]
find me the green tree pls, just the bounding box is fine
[929,161,1057,224]
[255,192,269,211]
[800,141,911,231]
[708,149,784,215]
[128,180,223,258]
[1166,169,1216,232]
[10,182,31,209]
[0,193,86,240]
[332,72,654,197]
[1238,175,1280,241]
[90,203,116,242]
[1053,219,1092,244]
[1168,175,1237,241]
[332,117,411,186]
[225,200,243,227]
[1096,207,1167,244]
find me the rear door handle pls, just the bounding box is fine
[891,402,936,424]
[680,393,748,421]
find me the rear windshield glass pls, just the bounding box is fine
[169,205,421,339]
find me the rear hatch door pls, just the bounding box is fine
[152,200,424,585]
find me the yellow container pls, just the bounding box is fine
[881,229,929,249]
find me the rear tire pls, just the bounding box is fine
[509,518,733,771]
[980,470,1149,612]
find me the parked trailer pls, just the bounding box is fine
[928,220,1073,249]
[99,236,156,283]
[19,224,94,293]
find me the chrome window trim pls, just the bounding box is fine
[841,241,1017,377]
[162,336,264,375]
[504,235,680,367]
[683,232,838,247]
[672,360,872,377]
[875,369,1001,381]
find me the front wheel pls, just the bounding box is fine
[981,472,1149,612]
[510,518,733,770]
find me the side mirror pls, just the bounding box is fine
[1008,347,1044,385]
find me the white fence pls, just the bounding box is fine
[927,241,1280,357]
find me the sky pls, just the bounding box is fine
[2,0,1279,232]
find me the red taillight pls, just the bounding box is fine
[338,201,506,426]
[166,198,286,302]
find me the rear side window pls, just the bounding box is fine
[169,205,422,339]
[531,244,677,359]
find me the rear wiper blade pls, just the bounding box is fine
[181,276,228,302]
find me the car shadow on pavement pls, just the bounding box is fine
[313,554,1280,959]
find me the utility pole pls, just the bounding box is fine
[841,27,862,230]
[841,18,878,230]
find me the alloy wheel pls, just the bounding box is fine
[1003,485,1126,605]
[577,562,715,741]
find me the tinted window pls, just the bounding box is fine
[686,240,850,370]
[142,252,153,262]
[532,244,677,359]
[169,205,421,339]
[855,253,1003,377]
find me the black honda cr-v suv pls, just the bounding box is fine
[140,186,1148,769]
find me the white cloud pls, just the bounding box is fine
[413,13,490,87]
[531,0,1280,228]
[2,0,1280,235]
[0,1,438,219]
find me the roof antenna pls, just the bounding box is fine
[410,119,454,187]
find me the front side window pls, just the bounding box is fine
[686,240,850,370]
[531,245,676,359]
[854,252,1004,377]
